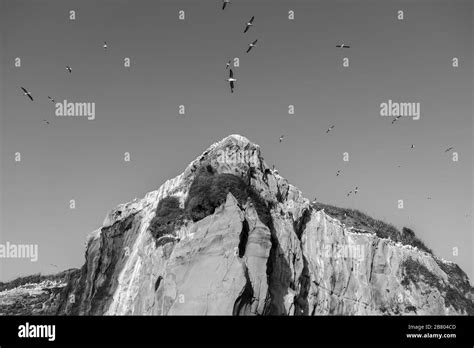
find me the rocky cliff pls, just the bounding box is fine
[2,135,473,315]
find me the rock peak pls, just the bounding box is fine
[2,135,472,316]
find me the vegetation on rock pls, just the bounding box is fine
[149,196,187,242]
[312,202,432,254]
[401,257,473,314]
[149,165,273,245]
[185,165,272,227]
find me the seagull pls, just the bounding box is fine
[48,96,56,104]
[42,119,51,125]
[226,69,237,93]
[391,115,402,124]
[354,186,359,194]
[279,135,284,143]
[410,144,415,149]
[336,170,341,176]
[444,146,454,153]
[222,0,230,10]
[346,191,353,197]
[20,87,33,101]
[66,66,72,73]
[246,39,258,53]
[226,58,232,69]
[326,125,335,133]
[336,43,350,49]
[103,41,108,50]
[244,16,255,33]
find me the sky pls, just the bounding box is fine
[0,0,472,282]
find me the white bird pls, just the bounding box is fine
[222,0,230,10]
[20,87,33,101]
[226,69,237,93]
[66,66,72,73]
[279,135,284,143]
[444,146,454,153]
[336,43,350,49]
[103,41,108,50]
[246,39,258,53]
[244,16,255,33]
[48,96,56,104]
[391,115,402,124]
[326,125,335,133]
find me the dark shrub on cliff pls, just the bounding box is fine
[185,166,272,228]
[149,196,187,240]
[312,202,401,242]
[401,227,432,254]
[312,203,433,254]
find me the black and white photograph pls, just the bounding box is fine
[0,0,473,346]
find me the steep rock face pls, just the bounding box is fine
[301,212,471,315]
[2,134,472,315]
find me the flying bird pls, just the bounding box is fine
[354,186,359,194]
[222,0,230,10]
[410,144,415,149]
[20,87,33,101]
[279,135,284,143]
[48,96,56,104]
[42,119,51,125]
[326,125,335,133]
[66,66,72,73]
[444,147,454,153]
[336,170,341,176]
[336,43,350,49]
[346,191,353,197]
[391,115,402,124]
[246,39,258,53]
[244,16,255,33]
[226,69,237,93]
[226,58,233,69]
[103,41,108,50]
